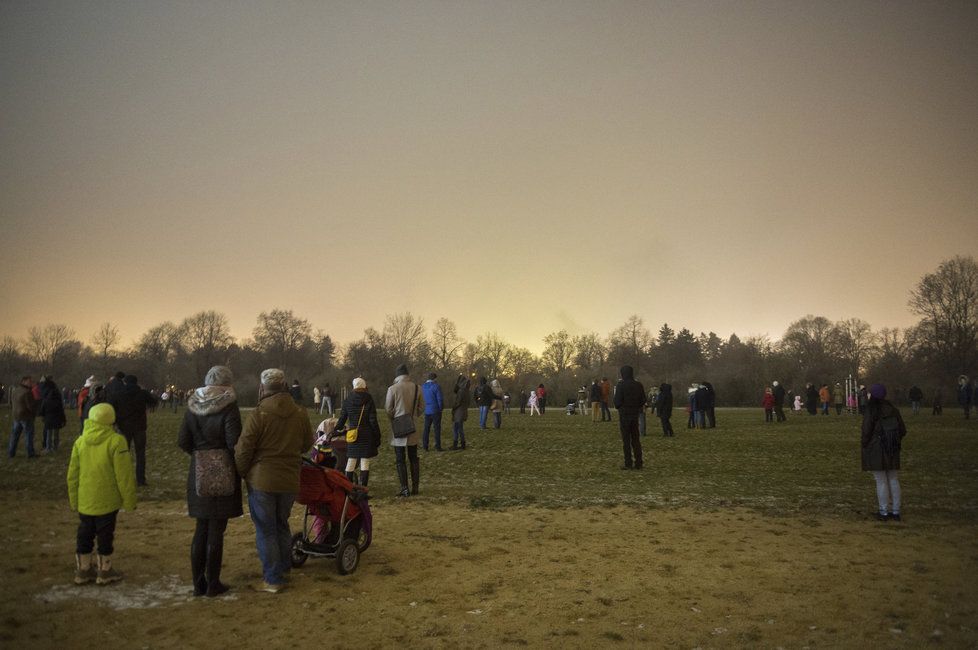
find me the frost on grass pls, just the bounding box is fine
[34,575,235,610]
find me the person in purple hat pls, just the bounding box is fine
[861,383,907,521]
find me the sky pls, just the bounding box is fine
[1,1,976,355]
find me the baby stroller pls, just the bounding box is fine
[291,423,372,575]
[565,398,577,415]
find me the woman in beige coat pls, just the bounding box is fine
[386,364,420,497]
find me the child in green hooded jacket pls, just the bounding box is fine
[67,402,137,585]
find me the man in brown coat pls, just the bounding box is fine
[235,368,313,593]
[8,376,37,458]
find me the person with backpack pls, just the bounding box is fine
[861,383,907,521]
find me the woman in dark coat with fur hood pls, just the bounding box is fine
[39,377,67,452]
[178,365,243,597]
[336,377,381,486]
[861,383,907,521]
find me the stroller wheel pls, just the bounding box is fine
[290,532,309,568]
[335,538,360,575]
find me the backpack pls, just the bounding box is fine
[878,412,902,457]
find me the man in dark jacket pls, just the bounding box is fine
[958,376,973,419]
[657,383,674,437]
[702,381,717,428]
[772,381,786,422]
[907,385,923,415]
[421,372,444,451]
[108,375,158,486]
[8,376,37,458]
[613,366,645,470]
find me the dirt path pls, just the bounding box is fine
[2,498,975,648]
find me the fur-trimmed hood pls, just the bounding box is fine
[188,385,237,416]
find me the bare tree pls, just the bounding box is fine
[908,255,978,376]
[383,312,427,363]
[252,309,313,372]
[572,332,606,371]
[25,324,76,368]
[429,317,465,370]
[779,315,835,379]
[90,322,120,375]
[830,318,878,377]
[475,332,510,379]
[541,330,575,378]
[607,315,652,373]
[135,321,181,363]
[179,311,234,376]
[505,346,538,387]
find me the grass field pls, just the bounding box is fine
[1,405,976,648]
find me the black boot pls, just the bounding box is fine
[190,541,207,596]
[360,470,369,487]
[395,460,409,497]
[346,471,356,483]
[409,456,420,495]
[205,542,229,597]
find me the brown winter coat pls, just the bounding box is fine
[12,384,36,420]
[235,391,314,493]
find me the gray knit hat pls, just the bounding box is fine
[205,365,234,387]
[260,368,286,387]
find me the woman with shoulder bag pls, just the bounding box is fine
[861,383,907,522]
[336,377,380,486]
[178,365,243,597]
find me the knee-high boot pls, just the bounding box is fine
[395,460,409,497]
[190,541,207,596]
[409,456,420,495]
[346,471,357,483]
[359,470,369,487]
[205,542,229,597]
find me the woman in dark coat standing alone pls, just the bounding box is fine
[451,374,471,450]
[178,365,243,597]
[861,383,907,521]
[336,377,381,486]
[40,377,67,452]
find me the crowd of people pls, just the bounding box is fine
[3,364,974,594]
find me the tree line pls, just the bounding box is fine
[2,256,975,407]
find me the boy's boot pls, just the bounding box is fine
[74,553,96,585]
[205,543,229,597]
[345,471,357,483]
[409,456,420,495]
[190,541,207,596]
[96,554,122,585]
[359,470,369,487]
[395,460,409,497]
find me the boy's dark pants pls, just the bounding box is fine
[77,510,119,555]
[619,414,643,468]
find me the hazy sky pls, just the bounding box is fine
[2,1,976,354]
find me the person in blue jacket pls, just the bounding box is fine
[422,372,444,451]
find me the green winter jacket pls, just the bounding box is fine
[67,403,137,515]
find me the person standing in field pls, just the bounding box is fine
[932,387,943,415]
[386,364,420,497]
[67,403,136,586]
[613,366,645,470]
[590,380,602,423]
[861,383,907,521]
[235,368,314,593]
[537,384,548,414]
[313,386,322,413]
[108,375,158,487]
[490,379,505,429]
[600,378,612,421]
[336,377,380,486]
[819,384,831,415]
[958,375,972,419]
[805,383,819,416]
[762,387,775,422]
[421,372,444,451]
[178,365,242,597]
[40,377,67,453]
[527,387,540,416]
[9,376,38,458]
[475,377,490,429]
[834,382,845,415]
[907,385,923,415]
[657,383,674,437]
[451,374,471,450]
[773,381,786,422]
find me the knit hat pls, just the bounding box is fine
[869,383,886,400]
[260,368,286,387]
[395,363,409,377]
[427,372,437,380]
[204,365,234,387]
[353,377,366,390]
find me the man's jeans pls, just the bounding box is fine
[248,489,295,585]
[423,412,442,449]
[479,405,489,429]
[9,419,36,458]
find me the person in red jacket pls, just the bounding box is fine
[762,387,775,423]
